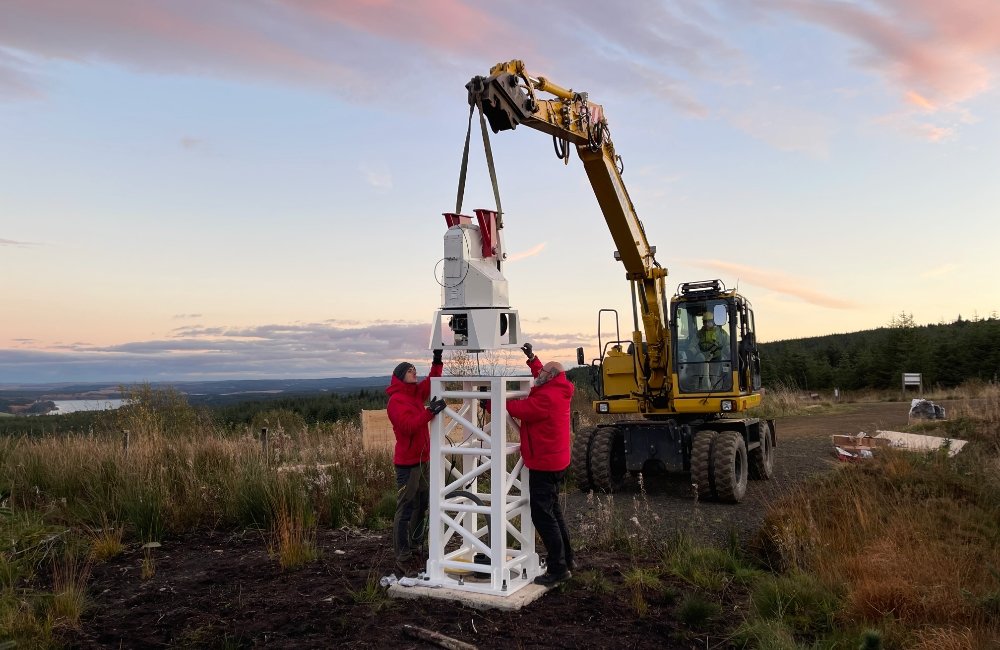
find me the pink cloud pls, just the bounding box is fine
[0,1,374,95]
[0,237,40,246]
[692,259,861,310]
[279,0,511,56]
[0,47,43,98]
[507,242,547,262]
[0,1,732,117]
[767,0,1000,109]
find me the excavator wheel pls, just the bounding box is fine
[749,420,775,480]
[711,431,748,503]
[690,429,718,501]
[570,426,597,492]
[590,426,628,493]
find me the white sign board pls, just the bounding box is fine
[902,372,922,392]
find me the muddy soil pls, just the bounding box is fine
[70,401,945,649]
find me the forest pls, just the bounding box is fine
[760,313,1000,391]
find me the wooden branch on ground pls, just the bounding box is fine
[401,624,477,650]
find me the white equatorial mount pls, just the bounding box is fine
[430,209,522,352]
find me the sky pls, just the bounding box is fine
[2,0,1000,383]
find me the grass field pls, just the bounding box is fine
[2,383,998,647]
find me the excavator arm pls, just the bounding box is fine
[467,60,669,401]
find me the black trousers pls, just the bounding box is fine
[393,463,429,561]
[529,469,573,573]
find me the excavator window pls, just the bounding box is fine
[673,301,734,393]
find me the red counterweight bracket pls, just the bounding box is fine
[442,210,501,262]
[474,208,499,260]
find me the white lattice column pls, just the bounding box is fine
[424,376,540,595]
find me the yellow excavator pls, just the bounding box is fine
[466,60,774,502]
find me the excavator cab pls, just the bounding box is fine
[674,300,734,393]
[670,280,762,404]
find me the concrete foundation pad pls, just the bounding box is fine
[388,581,550,611]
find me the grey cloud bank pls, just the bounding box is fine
[1,321,590,383]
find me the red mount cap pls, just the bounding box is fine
[474,209,498,259]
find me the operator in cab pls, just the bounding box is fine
[483,343,576,585]
[696,311,730,362]
[386,350,447,576]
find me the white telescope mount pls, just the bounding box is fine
[422,374,541,595]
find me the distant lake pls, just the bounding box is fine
[50,399,126,414]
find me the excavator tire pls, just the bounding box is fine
[570,426,597,492]
[590,426,627,493]
[691,429,718,501]
[711,431,748,503]
[748,420,775,480]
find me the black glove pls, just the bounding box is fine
[520,342,534,360]
[427,397,447,415]
[432,349,443,364]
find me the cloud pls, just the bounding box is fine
[179,136,204,150]
[691,259,861,310]
[904,90,935,111]
[358,161,392,190]
[172,313,203,319]
[0,0,526,106]
[507,242,547,262]
[920,263,958,279]
[728,103,833,158]
[0,320,595,382]
[0,1,369,98]
[0,1,743,117]
[0,47,42,99]
[0,237,39,246]
[763,0,1000,136]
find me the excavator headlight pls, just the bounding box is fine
[721,400,735,412]
[597,402,610,414]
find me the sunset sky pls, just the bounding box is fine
[2,0,1000,383]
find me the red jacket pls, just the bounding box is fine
[507,357,574,472]
[386,362,443,466]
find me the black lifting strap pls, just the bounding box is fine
[455,100,503,228]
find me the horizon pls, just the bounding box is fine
[3,313,993,385]
[3,2,999,383]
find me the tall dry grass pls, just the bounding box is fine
[0,387,398,646]
[752,387,1000,645]
[1,418,394,540]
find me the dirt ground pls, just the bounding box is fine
[70,401,935,649]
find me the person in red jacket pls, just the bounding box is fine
[386,349,446,573]
[487,342,576,585]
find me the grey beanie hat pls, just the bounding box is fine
[393,362,415,381]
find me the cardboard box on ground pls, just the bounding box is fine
[362,409,475,451]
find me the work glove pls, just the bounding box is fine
[520,342,534,360]
[432,349,443,364]
[427,397,447,415]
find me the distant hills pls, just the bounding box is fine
[0,376,391,413]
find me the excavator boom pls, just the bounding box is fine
[462,59,770,502]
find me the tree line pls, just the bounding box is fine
[760,313,1000,391]
[212,388,388,427]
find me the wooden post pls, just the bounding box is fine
[122,430,130,453]
[260,427,268,457]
